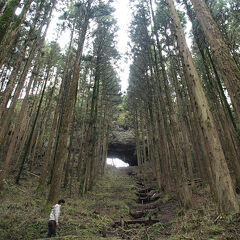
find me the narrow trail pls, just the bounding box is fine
[128,167,177,226]
[111,166,178,239]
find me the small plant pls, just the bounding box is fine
[225,214,234,223]
[151,222,165,231]
[167,192,175,200]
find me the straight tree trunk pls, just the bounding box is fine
[30,74,57,171]
[82,55,101,193]
[170,57,195,187]
[148,3,192,205]
[0,53,42,191]
[37,20,76,192]
[47,0,93,204]
[15,67,49,184]
[63,115,75,189]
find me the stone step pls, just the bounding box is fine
[113,218,163,227]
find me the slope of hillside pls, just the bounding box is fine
[0,166,239,240]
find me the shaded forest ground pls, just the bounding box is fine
[0,166,239,240]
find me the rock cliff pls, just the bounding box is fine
[108,125,137,166]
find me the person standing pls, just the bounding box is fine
[46,199,65,238]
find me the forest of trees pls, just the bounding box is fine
[0,0,239,215]
[128,0,240,214]
[0,0,121,204]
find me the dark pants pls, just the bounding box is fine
[46,220,56,238]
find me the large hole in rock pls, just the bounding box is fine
[106,158,129,168]
[108,125,138,166]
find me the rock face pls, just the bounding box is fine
[108,125,137,166]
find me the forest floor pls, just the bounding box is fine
[0,166,239,240]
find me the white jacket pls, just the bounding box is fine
[49,204,61,224]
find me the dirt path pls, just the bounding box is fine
[109,167,178,239]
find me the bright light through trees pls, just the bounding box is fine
[107,158,129,168]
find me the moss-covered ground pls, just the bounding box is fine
[0,166,239,240]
